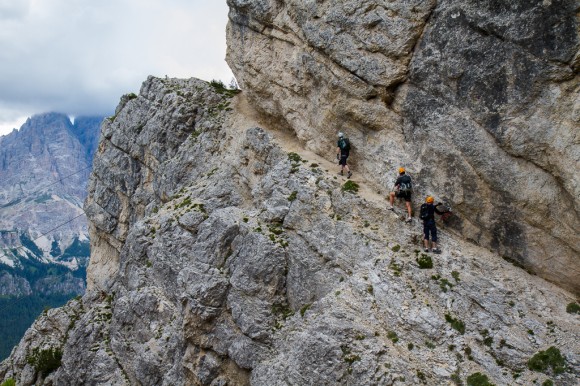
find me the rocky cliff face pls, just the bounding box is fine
[0,112,101,278]
[1,76,578,386]
[226,0,580,294]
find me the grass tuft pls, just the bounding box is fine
[341,180,359,193]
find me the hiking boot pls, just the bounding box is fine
[388,206,394,211]
[405,217,412,223]
[339,170,343,176]
[424,248,429,253]
[347,171,352,179]
[433,248,441,254]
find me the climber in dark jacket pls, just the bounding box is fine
[388,167,413,222]
[422,196,445,253]
[336,132,352,178]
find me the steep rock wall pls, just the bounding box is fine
[226,0,580,293]
[1,76,578,386]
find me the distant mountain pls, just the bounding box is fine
[0,112,102,360]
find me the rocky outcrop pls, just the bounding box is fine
[226,0,580,294]
[0,112,101,271]
[1,76,578,386]
[0,271,31,297]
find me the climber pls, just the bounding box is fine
[336,132,352,178]
[419,196,445,253]
[388,167,413,222]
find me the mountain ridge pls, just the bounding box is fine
[0,112,102,360]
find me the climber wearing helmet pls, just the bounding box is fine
[419,195,445,253]
[336,132,352,179]
[388,167,413,222]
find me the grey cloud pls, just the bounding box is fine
[0,1,233,134]
[0,0,30,20]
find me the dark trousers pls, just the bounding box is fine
[423,220,438,242]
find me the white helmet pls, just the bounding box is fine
[338,132,344,138]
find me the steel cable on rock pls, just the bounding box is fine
[0,211,87,315]
[0,165,92,211]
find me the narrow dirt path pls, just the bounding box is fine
[229,93,391,208]
[227,92,466,250]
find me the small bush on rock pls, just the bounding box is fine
[566,302,580,314]
[527,346,567,375]
[26,347,63,376]
[445,314,466,334]
[466,372,494,386]
[341,180,359,193]
[287,152,302,163]
[416,254,433,269]
[387,331,398,343]
[209,79,240,97]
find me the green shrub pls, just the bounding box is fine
[450,370,463,386]
[287,152,302,163]
[367,285,374,295]
[527,346,567,375]
[416,254,433,269]
[389,260,403,276]
[542,379,554,386]
[341,345,361,364]
[464,346,474,361]
[209,79,226,90]
[344,354,361,364]
[26,347,63,376]
[209,79,240,97]
[342,180,359,193]
[391,244,401,252]
[466,372,494,386]
[566,302,580,314]
[451,270,461,282]
[288,191,298,201]
[1,379,16,386]
[417,370,426,382]
[445,314,466,334]
[387,331,398,343]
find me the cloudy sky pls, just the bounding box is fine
[0,0,233,136]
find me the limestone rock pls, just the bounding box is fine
[226,0,580,294]
[1,76,578,386]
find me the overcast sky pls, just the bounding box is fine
[0,0,233,136]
